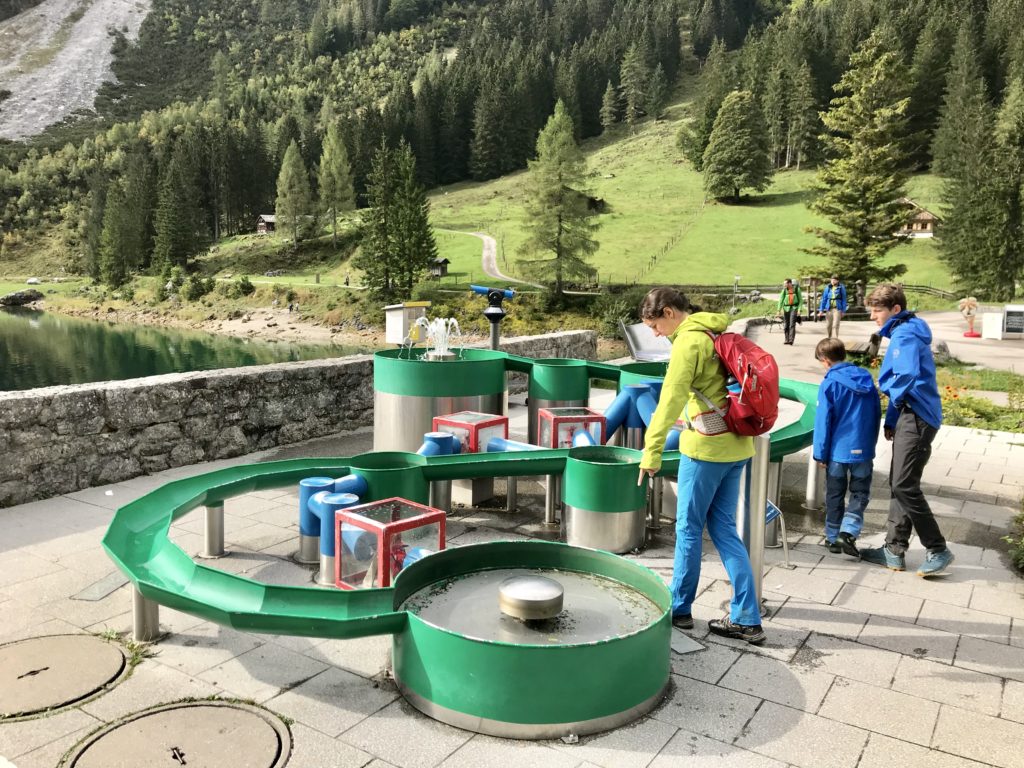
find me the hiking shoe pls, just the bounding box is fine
[671,613,694,630]
[859,545,906,571]
[917,548,955,578]
[837,532,860,558]
[708,617,766,645]
[822,539,842,554]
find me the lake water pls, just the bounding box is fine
[0,307,370,392]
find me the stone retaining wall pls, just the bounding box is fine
[0,330,596,507]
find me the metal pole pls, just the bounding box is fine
[132,586,159,643]
[506,476,517,512]
[200,503,226,558]
[430,479,452,513]
[646,476,664,533]
[765,462,782,548]
[489,322,500,351]
[544,474,560,526]
[803,451,822,510]
[736,435,770,607]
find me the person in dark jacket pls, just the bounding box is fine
[777,278,802,345]
[812,338,881,556]
[818,275,848,339]
[859,284,954,577]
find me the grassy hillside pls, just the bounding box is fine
[430,103,952,290]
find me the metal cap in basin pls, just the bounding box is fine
[498,575,564,620]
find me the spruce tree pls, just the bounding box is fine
[991,76,1024,298]
[620,44,648,128]
[355,141,398,299]
[803,30,913,285]
[318,123,355,248]
[647,64,669,121]
[762,63,788,168]
[517,101,600,298]
[98,182,131,287]
[786,60,818,170]
[679,39,736,169]
[907,12,955,167]
[275,140,312,245]
[469,81,505,181]
[153,144,206,271]
[933,21,988,178]
[701,90,773,202]
[599,81,620,131]
[392,142,438,296]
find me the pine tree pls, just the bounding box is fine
[803,30,913,285]
[98,181,131,286]
[679,39,736,170]
[786,60,818,170]
[762,62,788,168]
[933,21,989,178]
[620,44,648,128]
[990,76,1024,298]
[470,80,505,181]
[600,81,620,131]
[517,101,600,298]
[318,123,355,248]
[907,12,955,167]
[275,140,312,244]
[153,143,206,271]
[701,90,773,201]
[647,64,669,121]
[392,142,438,296]
[355,141,398,299]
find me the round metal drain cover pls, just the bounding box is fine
[0,635,127,719]
[63,700,292,768]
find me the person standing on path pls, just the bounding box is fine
[812,338,880,556]
[777,278,802,345]
[859,284,955,577]
[637,287,765,645]
[818,275,848,339]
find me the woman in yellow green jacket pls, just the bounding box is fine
[637,288,765,645]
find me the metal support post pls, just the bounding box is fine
[506,476,518,512]
[132,586,160,643]
[803,451,822,510]
[430,479,452,513]
[646,476,664,533]
[544,474,560,526]
[199,503,226,558]
[765,462,783,548]
[736,435,770,608]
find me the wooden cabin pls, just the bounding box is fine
[256,214,277,234]
[896,198,939,238]
[430,257,450,278]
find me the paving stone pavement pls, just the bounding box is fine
[2,361,1023,767]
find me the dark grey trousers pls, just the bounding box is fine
[887,409,946,554]
[782,309,798,343]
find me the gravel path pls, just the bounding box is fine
[0,0,148,140]
[473,230,543,287]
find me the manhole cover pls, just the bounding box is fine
[0,635,127,719]
[63,701,292,768]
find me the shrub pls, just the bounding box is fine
[180,275,215,301]
[235,275,255,297]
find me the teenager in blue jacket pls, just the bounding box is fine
[812,338,881,556]
[818,275,848,339]
[859,284,953,577]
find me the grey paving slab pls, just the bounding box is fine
[932,704,1024,768]
[885,570,975,608]
[892,655,1003,716]
[0,551,65,588]
[150,621,265,676]
[859,733,988,768]
[954,634,1024,683]
[311,634,392,679]
[339,698,473,768]
[718,650,835,712]
[548,714,678,768]
[81,656,224,722]
[284,722,375,768]
[1,569,89,608]
[733,700,868,768]
[832,582,924,623]
[1002,679,1024,724]
[3,723,97,768]
[650,675,761,742]
[808,557,895,591]
[857,615,960,664]
[817,677,939,746]
[265,666,397,737]
[762,566,845,604]
[771,599,870,642]
[0,707,100,760]
[669,640,742,684]
[1013,619,1024,649]
[703,619,811,664]
[41,586,133,630]
[969,584,1024,621]
[648,727,786,768]
[800,632,902,689]
[439,734,579,768]
[917,599,1011,644]
[196,642,330,702]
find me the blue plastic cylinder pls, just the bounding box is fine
[665,428,681,451]
[341,524,376,561]
[400,546,433,570]
[624,384,650,428]
[486,436,543,453]
[333,473,368,497]
[636,390,658,426]
[572,428,597,447]
[299,477,335,537]
[603,388,634,440]
[419,431,457,456]
[308,491,360,556]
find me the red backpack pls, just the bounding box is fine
[693,331,780,436]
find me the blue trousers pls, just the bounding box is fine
[671,456,761,626]
[824,460,872,542]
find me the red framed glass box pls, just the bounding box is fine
[334,497,446,590]
[431,411,509,454]
[537,407,607,449]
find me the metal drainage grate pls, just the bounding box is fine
[61,700,292,768]
[0,635,128,720]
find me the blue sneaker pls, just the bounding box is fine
[859,545,905,571]
[917,549,955,578]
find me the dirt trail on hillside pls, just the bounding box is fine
[0,0,148,140]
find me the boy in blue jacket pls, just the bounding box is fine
[813,338,881,556]
[859,284,954,577]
